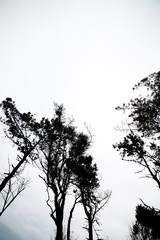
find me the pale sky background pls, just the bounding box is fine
[0,0,160,239]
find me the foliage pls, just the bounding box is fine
[114,71,160,188]
[0,98,40,215]
[70,154,111,240]
[114,71,160,240]
[128,204,160,240]
[32,104,111,240]
[0,98,40,156]
[0,98,110,240]
[34,104,94,240]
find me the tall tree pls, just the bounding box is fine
[0,98,40,215]
[70,155,111,240]
[34,104,92,240]
[114,71,160,239]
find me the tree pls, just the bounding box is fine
[35,105,111,240]
[113,71,160,239]
[114,71,160,187]
[81,189,111,240]
[70,155,99,240]
[128,221,154,240]
[0,98,40,215]
[32,104,93,240]
[128,204,160,240]
[70,155,111,240]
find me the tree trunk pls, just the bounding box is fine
[88,218,93,240]
[55,218,63,240]
[50,206,63,240]
[0,154,27,192]
[55,204,64,240]
[0,140,40,193]
[67,197,77,240]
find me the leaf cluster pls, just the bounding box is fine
[129,204,160,240]
[0,98,39,157]
[114,72,160,186]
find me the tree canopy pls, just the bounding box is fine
[114,71,160,240]
[114,71,160,187]
[128,204,160,240]
[0,98,40,216]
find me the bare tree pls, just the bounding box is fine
[82,190,111,240]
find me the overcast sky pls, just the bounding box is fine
[1,0,160,239]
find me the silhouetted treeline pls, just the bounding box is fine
[0,98,111,240]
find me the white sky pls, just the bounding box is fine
[1,0,160,239]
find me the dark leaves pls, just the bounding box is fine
[114,71,160,186]
[114,133,146,160]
